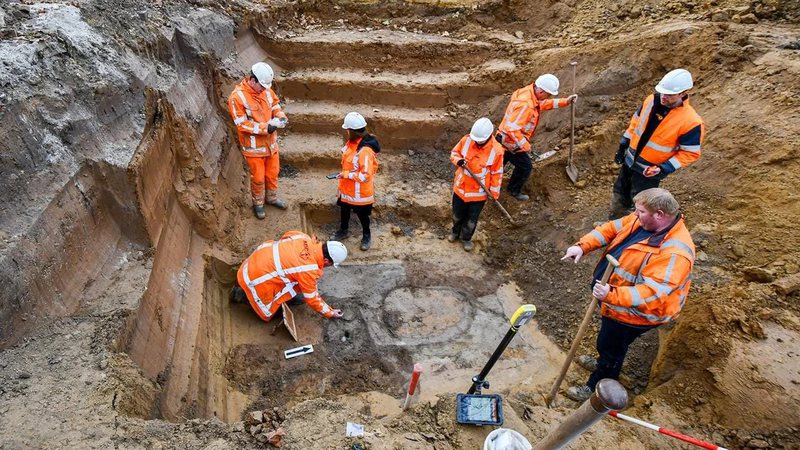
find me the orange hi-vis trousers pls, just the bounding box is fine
[245,153,280,205]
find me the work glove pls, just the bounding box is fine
[457,159,466,167]
[267,124,277,134]
[614,142,626,165]
[268,117,287,129]
[560,245,584,264]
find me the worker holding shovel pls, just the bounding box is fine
[496,74,577,201]
[448,118,504,252]
[560,188,696,402]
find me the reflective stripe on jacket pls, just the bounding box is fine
[227,80,287,158]
[497,84,570,153]
[450,135,504,202]
[623,94,704,176]
[236,231,334,321]
[577,213,695,326]
[338,137,379,206]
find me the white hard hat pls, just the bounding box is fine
[484,428,531,450]
[342,112,367,130]
[326,241,348,267]
[535,74,560,95]
[251,62,274,88]
[655,69,693,95]
[469,117,494,142]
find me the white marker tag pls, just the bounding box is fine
[284,344,314,359]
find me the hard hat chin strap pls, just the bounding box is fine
[322,242,331,262]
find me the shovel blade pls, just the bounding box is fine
[566,164,579,184]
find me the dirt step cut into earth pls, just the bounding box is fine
[1,0,800,449]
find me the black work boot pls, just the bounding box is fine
[510,192,530,201]
[230,285,248,304]
[332,229,350,241]
[253,205,266,220]
[360,234,371,251]
[608,192,632,220]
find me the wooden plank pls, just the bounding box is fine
[282,303,299,342]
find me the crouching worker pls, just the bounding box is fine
[231,230,348,321]
[448,117,504,252]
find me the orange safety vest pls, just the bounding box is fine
[450,135,504,202]
[623,94,704,176]
[236,231,335,322]
[227,80,288,158]
[338,137,379,206]
[497,84,570,153]
[577,213,695,326]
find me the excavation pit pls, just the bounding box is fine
[5,5,797,447]
[228,253,560,414]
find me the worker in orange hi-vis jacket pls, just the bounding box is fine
[231,231,349,322]
[560,188,695,402]
[227,62,289,219]
[333,112,381,252]
[496,73,577,201]
[609,69,704,220]
[448,118,504,252]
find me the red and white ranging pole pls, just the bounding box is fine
[608,411,729,450]
[402,363,423,410]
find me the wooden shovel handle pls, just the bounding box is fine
[546,253,620,407]
[463,165,516,225]
[568,61,577,165]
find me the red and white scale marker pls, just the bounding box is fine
[608,411,729,450]
[401,363,423,410]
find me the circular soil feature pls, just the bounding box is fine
[382,287,471,340]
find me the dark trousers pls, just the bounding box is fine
[503,151,532,195]
[609,164,662,219]
[452,193,485,241]
[587,316,657,390]
[338,199,372,236]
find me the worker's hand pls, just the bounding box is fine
[614,143,626,165]
[561,245,584,263]
[267,125,277,134]
[566,94,578,104]
[592,282,611,301]
[268,117,287,129]
[643,165,661,177]
[331,309,343,319]
[338,172,348,179]
[457,159,466,167]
